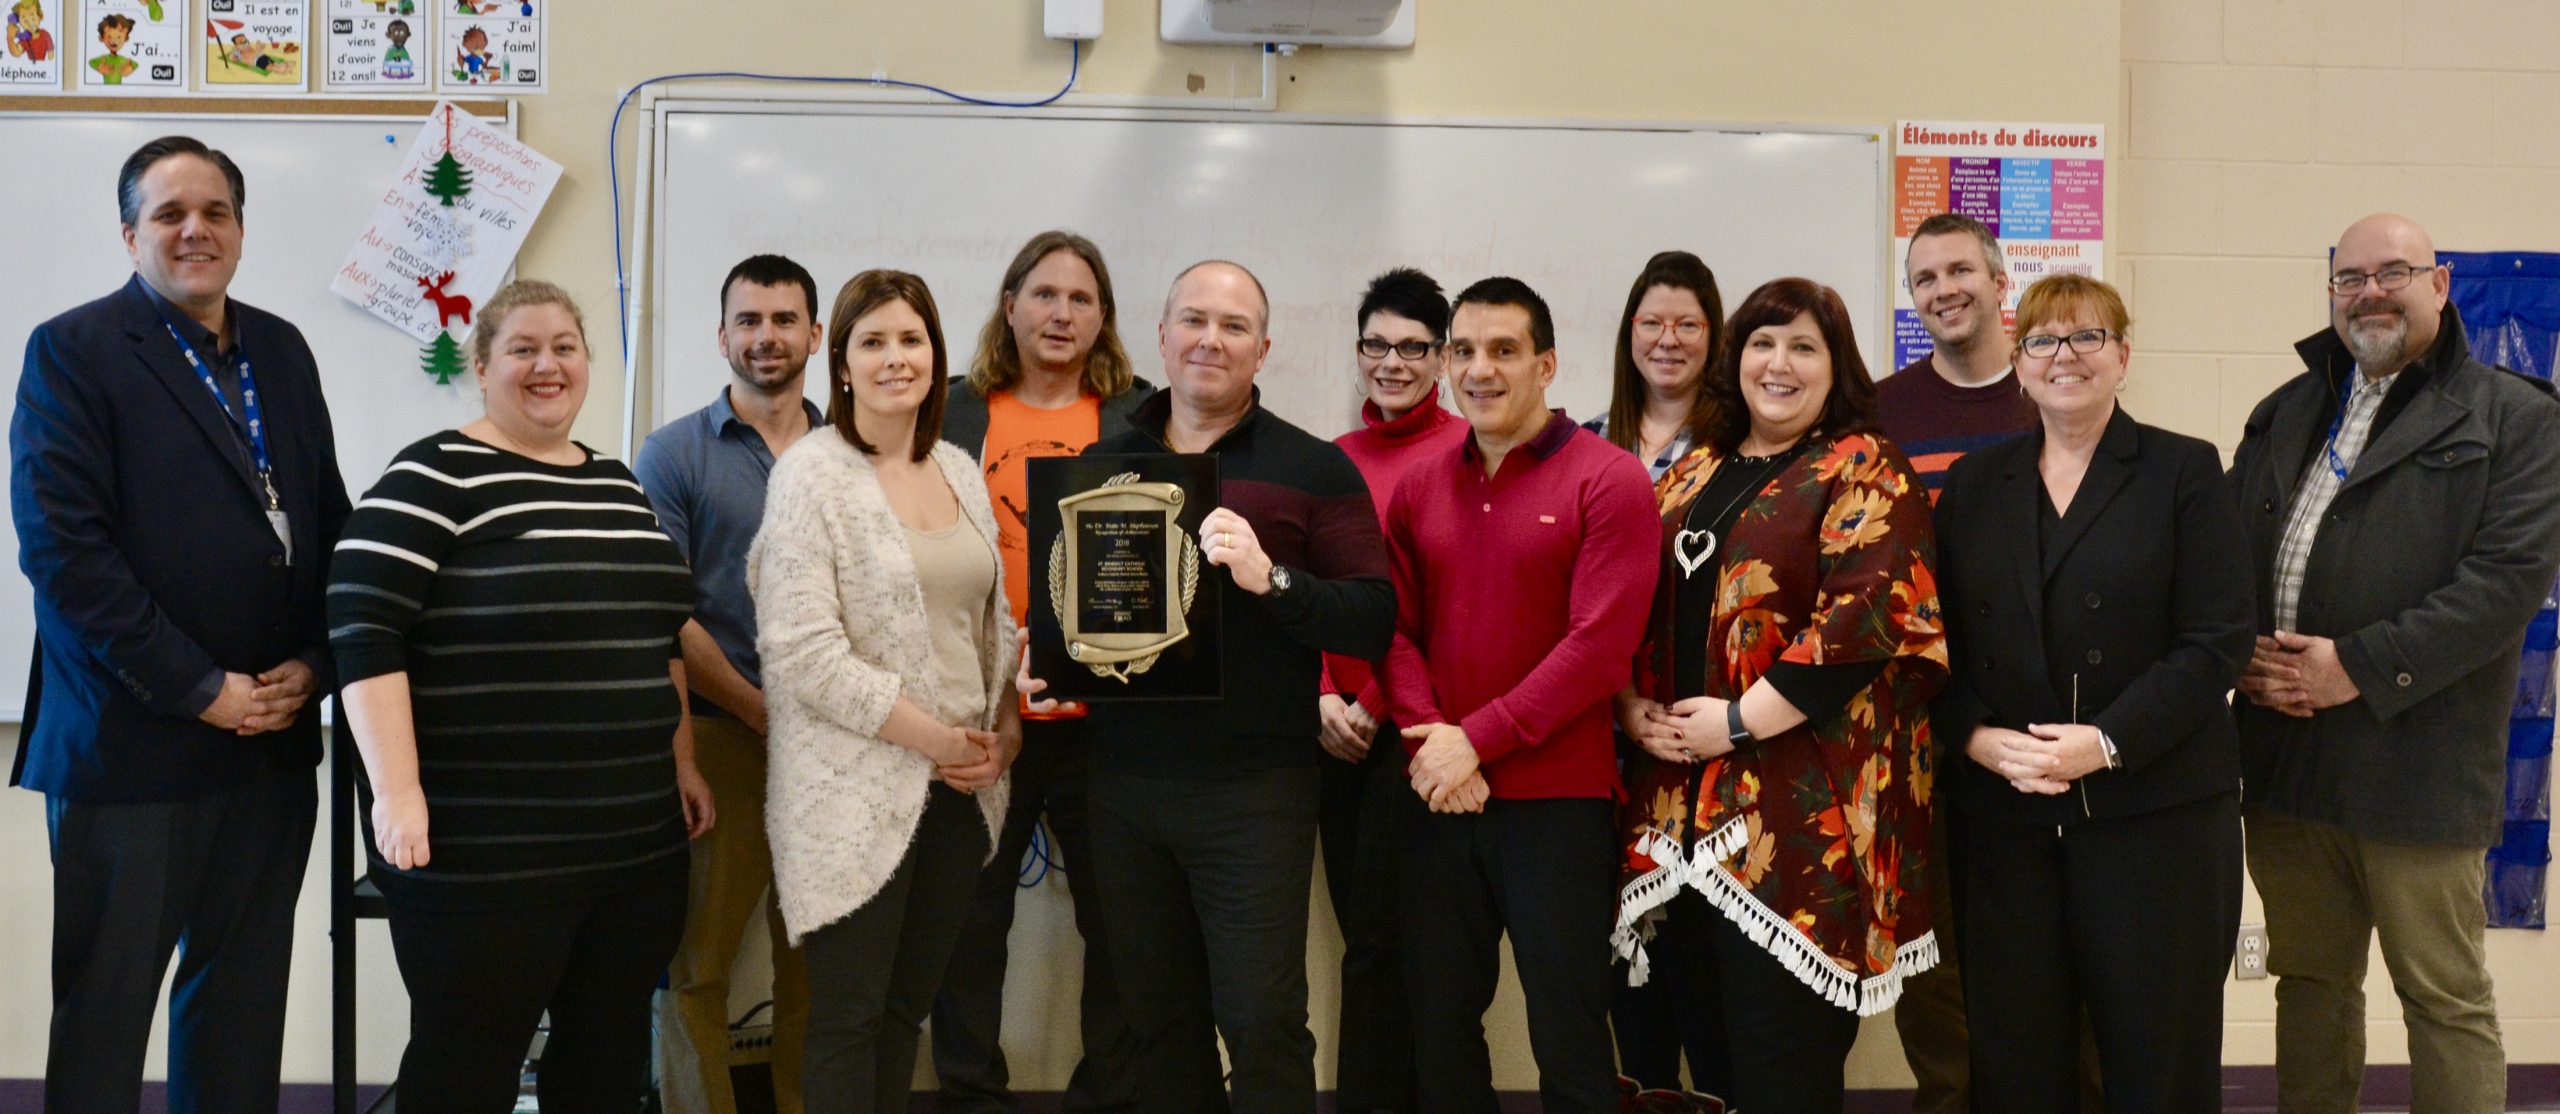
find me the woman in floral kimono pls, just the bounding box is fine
[1611,276,1947,1113]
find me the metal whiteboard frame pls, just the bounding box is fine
[625,93,1888,456]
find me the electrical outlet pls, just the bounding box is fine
[2235,923,2269,980]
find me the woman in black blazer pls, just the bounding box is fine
[1932,274,2254,1112]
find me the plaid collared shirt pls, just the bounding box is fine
[2273,368,2399,631]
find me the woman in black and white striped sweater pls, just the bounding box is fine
[331,280,716,1113]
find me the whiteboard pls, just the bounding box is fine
[0,109,510,720]
[642,102,1887,444]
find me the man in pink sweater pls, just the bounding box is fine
[1384,276,1661,1114]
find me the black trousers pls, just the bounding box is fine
[1317,725,1416,1114]
[1676,893,1865,1114]
[1610,892,1731,1096]
[1956,792,2243,1114]
[933,717,1139,1113]
[1091,764,1320,1114]
[385,853,688,1114]
[803,783,991,1114]
[44,764,315,1114]
[1403,797,1619,1114]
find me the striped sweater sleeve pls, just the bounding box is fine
[329,445,467,685]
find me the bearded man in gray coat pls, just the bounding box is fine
[2229,212,2560,1114]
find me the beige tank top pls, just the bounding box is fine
[905,516,995,727]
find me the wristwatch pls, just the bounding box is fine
[1267,564,1296,598]
[1725,701,1755,745]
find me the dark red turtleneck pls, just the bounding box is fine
[1324,387,1470,715]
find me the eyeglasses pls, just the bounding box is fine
[1632,317,1707,344]
[1357,337,1438,360]
[2016,328,2118,360]
[2328,263,2436,297]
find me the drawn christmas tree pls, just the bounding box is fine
[420,330,467,385]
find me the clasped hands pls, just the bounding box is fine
[1401,722,1490,813]
[2237,631,2360,718]
[1966,723,2108,794]
[1318,692,1376,763]
[197,659,317,736]
[1618,692,1741,764]
[930,720,1020,795]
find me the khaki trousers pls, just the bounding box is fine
[2246,809,2503,1113]
[654,715,809,1114]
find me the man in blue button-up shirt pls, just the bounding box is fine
[636,254,825,1114]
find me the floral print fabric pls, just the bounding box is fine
[1616,432,1949,1016]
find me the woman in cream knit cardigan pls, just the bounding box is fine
[751,269,1020,1114]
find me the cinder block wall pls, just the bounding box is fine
[2117,0,2560,1066]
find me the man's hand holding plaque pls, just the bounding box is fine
[1198,507,1273,595]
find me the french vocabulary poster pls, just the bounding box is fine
[1893,120,2106,372]
[321,0,424,91]
[201,0,307,92]
[438,0,537,94]
[1,0,66,91]
[79,0,184,91]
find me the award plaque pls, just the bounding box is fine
[1027,453,1223,701]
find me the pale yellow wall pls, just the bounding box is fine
[2115,0,2560,1069]
[45,0,2559,1097]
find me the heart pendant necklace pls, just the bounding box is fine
[1674,528,1716,577]
[1676,448,1799,581]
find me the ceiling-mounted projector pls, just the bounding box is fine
[1160,0,1415,48]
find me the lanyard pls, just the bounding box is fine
[2317,372,2361,482]
[160,317,278,510]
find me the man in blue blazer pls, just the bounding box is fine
[11,136,350,1113]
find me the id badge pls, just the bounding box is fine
[268,509,293,566]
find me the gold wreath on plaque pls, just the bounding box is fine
[1048,472,1203,683]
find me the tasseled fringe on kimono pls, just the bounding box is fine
[1612,822,1940,1018]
